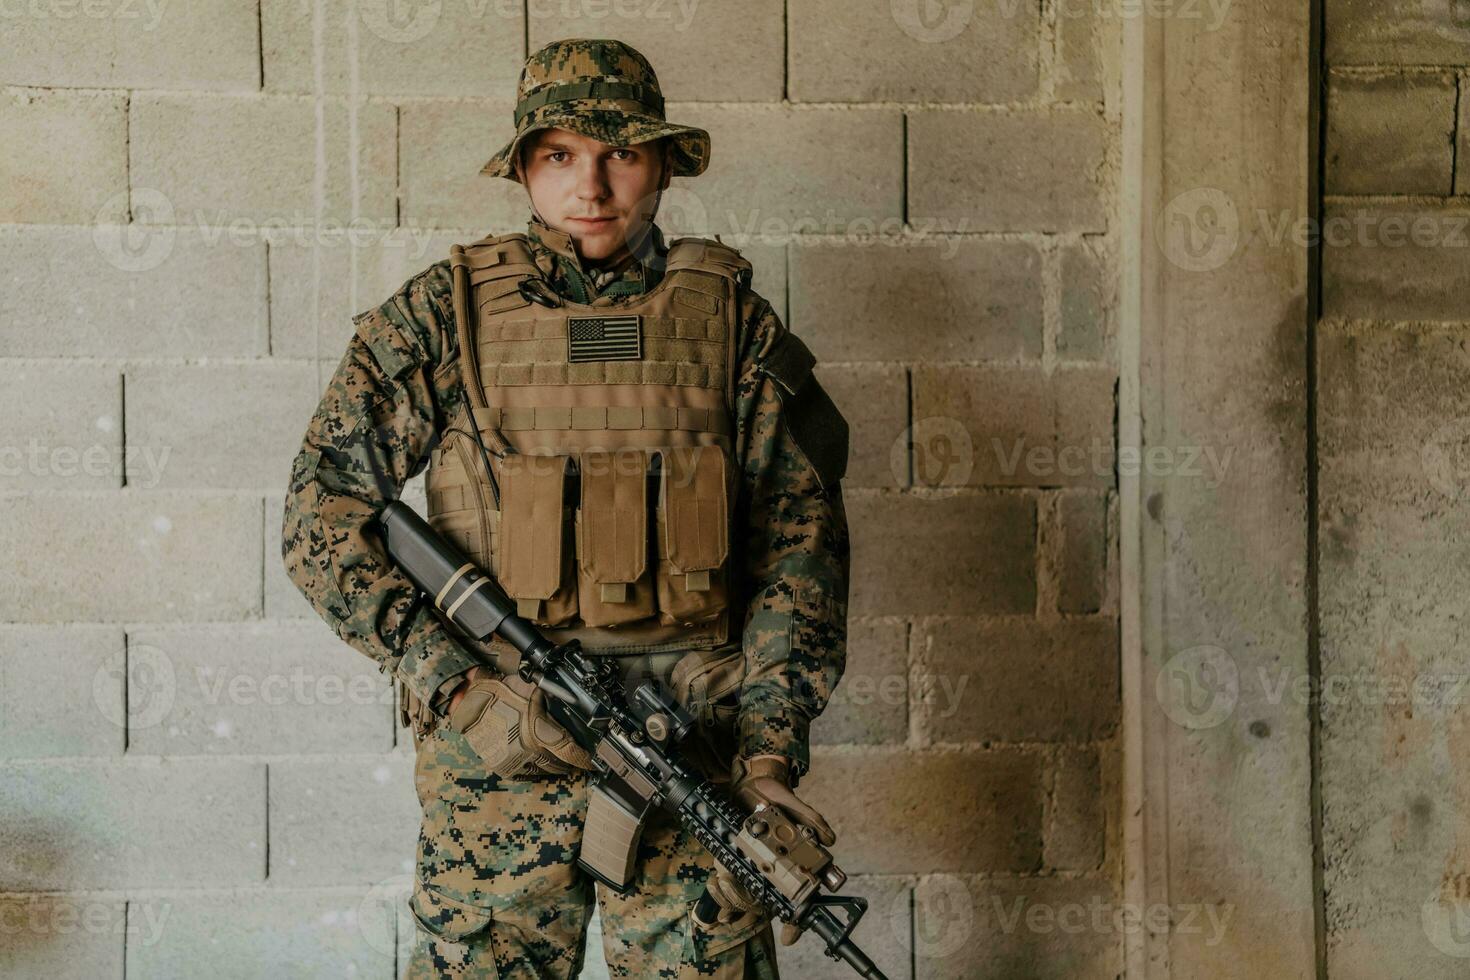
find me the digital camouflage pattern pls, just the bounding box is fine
[481,38,711,183]
[404,721,782,978]
[282,214,851,776]
[524,215,669,306]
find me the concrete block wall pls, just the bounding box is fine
[1320,5,1470,975]
[0,3,1122,977]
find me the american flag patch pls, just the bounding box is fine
[567,315,642,362]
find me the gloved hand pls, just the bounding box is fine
[443,665,492,715]
[439,666,594,776]
[701,754,836,945]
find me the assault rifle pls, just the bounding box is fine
[378,500,888,980]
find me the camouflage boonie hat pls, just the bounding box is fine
[482,38,711,183]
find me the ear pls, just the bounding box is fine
[658,141,674,191]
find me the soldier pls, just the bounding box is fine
[283,38,851,979]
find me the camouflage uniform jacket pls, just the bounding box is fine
[282,216,850,777]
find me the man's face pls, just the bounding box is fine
[520,128,671,264]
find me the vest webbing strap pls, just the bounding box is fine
[473,404,730,434]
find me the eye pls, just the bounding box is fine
[611,148,635,161]
[548,151,569,163]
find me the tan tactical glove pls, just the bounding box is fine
[441,666,595,777]
[701,754,836,945]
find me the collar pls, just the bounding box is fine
[525,214,669,302]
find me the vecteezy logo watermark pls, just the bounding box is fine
[192,665,395,708]
[93,188,177,273]
[1423,417,1470,501]
[360,0,442,42]
[724,210,966,257]
[891,0,973,43]
[896,417,976,486]
[893,874,974,959]
[1055,0,1233,31]
[92,642,177,730]
[992,438,1234,486]
[0,439,171,489]
[986,895,1233,945]
[1258,665,1470,712]
[1156,645,1238,730]
[358,874,414,957]
[1157,187,1240,272]
[92,191,441,274]
[525,0,703,30]
[0,0,168,29]
[1423,887,1470,959]
[0,896,171,947]
[359,0,704,43]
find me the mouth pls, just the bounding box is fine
[568,216,617,227]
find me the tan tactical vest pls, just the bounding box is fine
[426,231,753,660]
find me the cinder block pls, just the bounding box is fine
[262,0,522,97]
[0,758,265,888]
[125,624,393,756]
[801,748,1043,873]
[665,105,903,234]
[1046,747,1104,871]
[1057,491,1108,614]
[1,89,127,224]
[0,494,261,622]
[775,876,913,980]
[124,363,321,490]
[265,495,318,620]
[0,225,268,358]
[816,364,908,489]
[529,0,784,101]
[1319,320,1470,533]
[912,617,1118,743]
[127,889,395,979]
[789,0,1040,102]
[268,755,420,883]
[0,894,124,979]
[813,619,908,746]
[1326,72,1456,195]
[131,94,397,226]
[1325,0,1470,65]
[0,626,125,758]
[1321,204,1470,322]
[846,492,1037,617]
[398,99,543,230]
[1056,0,1107,103]
[911,365,1115,489]
[789,239,1043,363]
[909,109,1108,233]
[0,364,121,491]
[0,0,258,90]
[1059,238,1110,361]
[269,230,462,361]
[913,875,1122,980]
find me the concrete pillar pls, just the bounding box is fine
[1121,3,1318,978]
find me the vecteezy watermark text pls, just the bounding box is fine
[0,0,167,29]
[993,437,1234,486]
[0,440,171,489]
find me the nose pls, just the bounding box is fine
[575,159,610,203]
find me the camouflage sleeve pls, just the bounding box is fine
[731,291,852,780]
[281,262,480,712]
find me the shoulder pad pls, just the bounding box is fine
[665,236,753,288]
[759,330,849,490]
[450,233,537,281]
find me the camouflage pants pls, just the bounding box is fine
[403,718,781,979]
